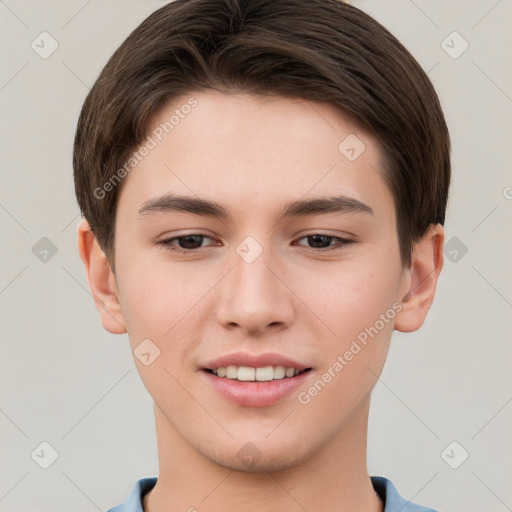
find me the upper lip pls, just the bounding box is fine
[202,352,312,371]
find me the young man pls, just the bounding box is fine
[73,0,450,510]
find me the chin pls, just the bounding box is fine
[201,437,311,474]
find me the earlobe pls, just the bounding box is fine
[394,223,445,333]
[77,219,127,334]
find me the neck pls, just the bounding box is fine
[143,399,383,512]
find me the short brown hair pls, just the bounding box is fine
[73,0,451,269]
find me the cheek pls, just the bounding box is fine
[296,257,401,339]
[292,253,401,408]
[116,247,180,317]
[115,255,205,405]
[295,264,397,416]
[115,251,217,361]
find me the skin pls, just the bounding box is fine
[78,91,444,512]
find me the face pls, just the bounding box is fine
[111,91,410,471]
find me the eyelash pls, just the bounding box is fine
[157,233,354,254]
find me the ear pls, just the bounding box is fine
[394,223,444,333]
[77,219,127,334]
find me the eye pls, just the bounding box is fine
[157,234,217,253]
[157,233,354,255]
[294,234,354,251]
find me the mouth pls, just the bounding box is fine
[203,365,313,381]
[199,352,314,407]
[200,363,314,407]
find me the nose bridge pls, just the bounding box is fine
[233,241,275,296]
[216,235,294,333]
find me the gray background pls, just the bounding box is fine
[1,1,511,511]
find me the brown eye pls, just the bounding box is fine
[295,234,354,251]
[174,235,207,250]
[158,234,217,253]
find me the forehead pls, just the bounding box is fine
[116,90,395,224]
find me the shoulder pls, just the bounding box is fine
[106,475,437,512]
[107,477,158,512]
[371,476,439,512]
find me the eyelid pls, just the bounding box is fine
[293,233,354,251]
[156,232,218,253]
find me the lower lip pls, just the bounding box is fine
[200,369,313,407]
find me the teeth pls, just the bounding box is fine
[226,365,238,379]
[256,366,273,381]
[210,365,307,381]
[273,366,286,379]
[237,366,256,381]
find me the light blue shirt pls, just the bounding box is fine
[107,476,438,511]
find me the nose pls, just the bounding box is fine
[216,245,295,336]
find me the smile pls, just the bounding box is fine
[205,365,312,381]
[201,367,314,407]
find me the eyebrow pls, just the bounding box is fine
[137,193,374,219]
